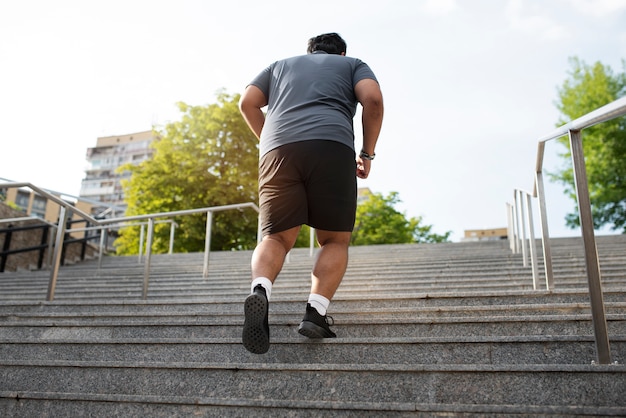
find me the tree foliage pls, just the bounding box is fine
[113,91,448,254]
[350,191,451,245]
[550,57,626,232]
[115,92,259,254]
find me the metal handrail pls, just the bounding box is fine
[0,182,99,223]
[0,181,260,301]
[66,219,177,263]
[509,96,626,365]
[0,216,56,226]
[0,176,126,217]
[97,203,261,299]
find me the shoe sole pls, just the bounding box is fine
[242,293,269,354]
[298,320,336,339]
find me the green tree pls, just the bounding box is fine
[294,225,315,248]
[351,191,451,245]
[115,92,259,254]
[550,57,626,231]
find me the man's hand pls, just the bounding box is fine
[356,157,371,179]
[355,78,383,179]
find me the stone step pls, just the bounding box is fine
[3,281,626,304]
[1,335,625,365]
[1,288,625,312]
[2,264,625,285]
[2,315,625,341]
[1,361,624,411]
[0,236,624,416]
[1,390,625,417]
[2,300,625,321]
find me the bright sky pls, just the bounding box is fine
[1,0,625,242]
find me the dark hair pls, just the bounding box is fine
[307,33,347,55]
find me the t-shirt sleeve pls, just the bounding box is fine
[353,60,378,87]
[248,65,273,99]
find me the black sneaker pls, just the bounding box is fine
[242,284,269,354]
[298,303,337,338]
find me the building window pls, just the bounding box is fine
[14,191,30,211]
[31,195,47,218]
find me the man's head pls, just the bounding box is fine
[307,33,347,55]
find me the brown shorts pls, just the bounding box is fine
[258,140,357,235]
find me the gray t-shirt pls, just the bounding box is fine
[249,51,378,157]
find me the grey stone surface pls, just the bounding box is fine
[0,236,625,415]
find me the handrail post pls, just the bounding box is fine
[203,211,212,279]
[98,227,106,271]
[535,171,554,290]
[569,129,611,364]
[46,225,56,269]
[169,221,175,254]
[524,193,539,289]
[513,200,521,254]
[514,191,523,255]
[138,224,145,264]
[506,203,515,253]
[511,193,518,253]
[47,206,69,301]
[142,218,154,299]
[37,225,48,269]
[517,190,528,266]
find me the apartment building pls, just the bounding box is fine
[79,130,156,214]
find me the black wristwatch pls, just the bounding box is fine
[359,150,375,160]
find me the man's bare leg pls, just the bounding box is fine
[310,230,351,300]
[298,230,351,339]
[243,226,300,354]
[250,225,301,284]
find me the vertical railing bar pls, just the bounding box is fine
[569,129,611,364]
[512,192,521,254]
[203,211,212,279]
[506,203,515,253]
[517,190,528,267]
[142,218,154,300]
[513,200,520,254]
[37,224,47,269]
[524,192,539,289]
[46,225,56,269]
[169,221,175,254]
[47,207,68,301]
[511,194,517,253]
[535,171,554,290]
[98,227,106,271]
[138,224,145,264]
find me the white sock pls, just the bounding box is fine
[308,293,330,316]
[251,277,272,301]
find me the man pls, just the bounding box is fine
[239,32,383,354]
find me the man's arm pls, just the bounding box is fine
[355,78,384,179]
[239,85,268,140]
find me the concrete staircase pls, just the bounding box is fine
[0,236,625,416]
